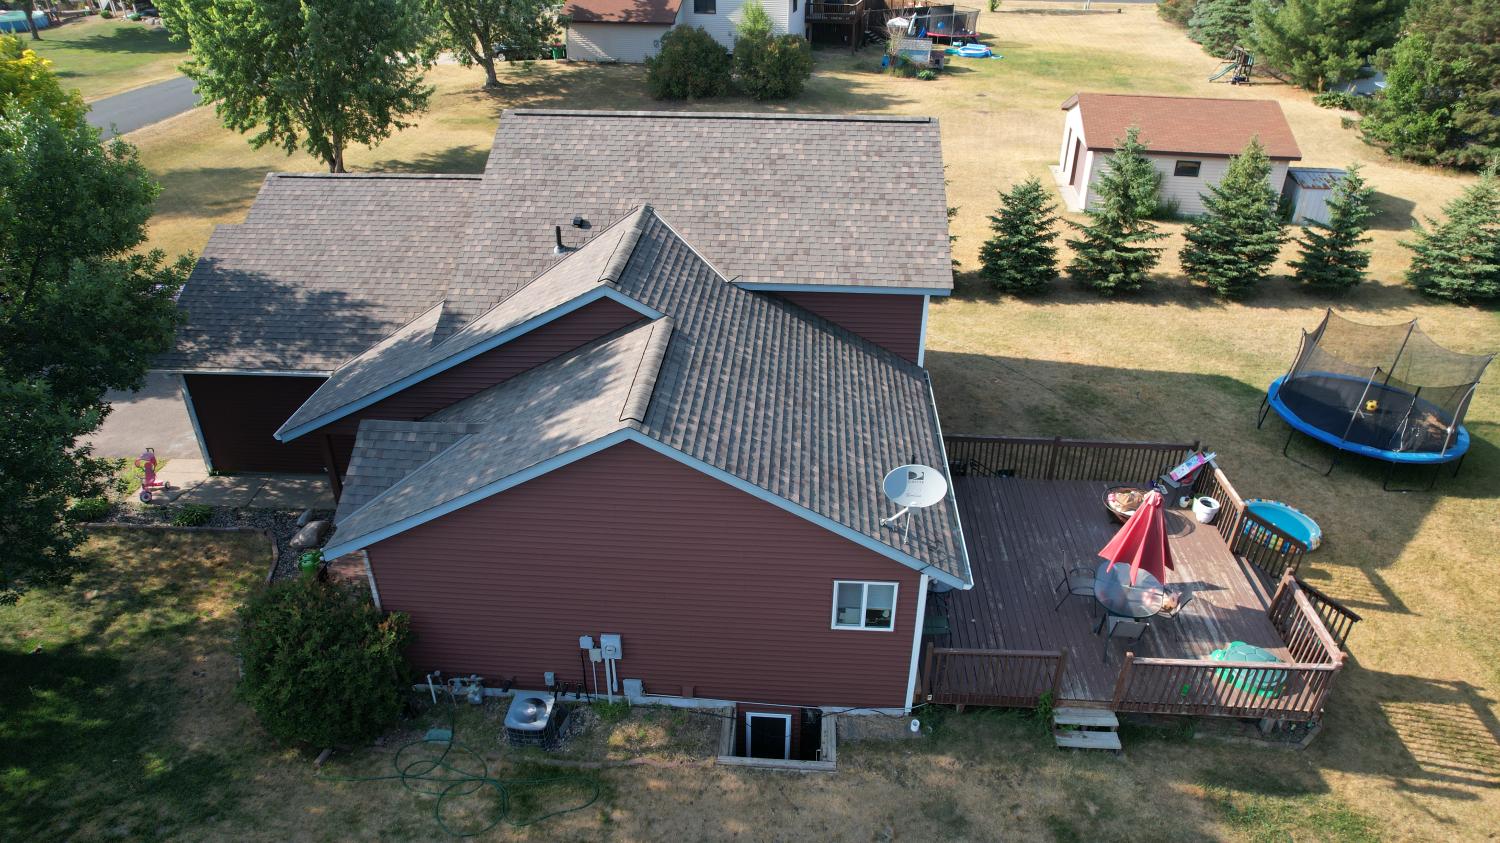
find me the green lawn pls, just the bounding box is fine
[23,14,186,101]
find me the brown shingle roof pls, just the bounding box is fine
[565,0,680,23]
[1062,92,1302,160]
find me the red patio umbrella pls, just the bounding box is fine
[1099,490,1174,586]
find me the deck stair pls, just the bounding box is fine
[1052,706,1121,753]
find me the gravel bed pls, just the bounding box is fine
[97,502,334,581]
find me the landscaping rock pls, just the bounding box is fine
[296,508,314,527]
[289,520,331,550]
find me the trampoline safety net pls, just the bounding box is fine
[1277,310,1492,457]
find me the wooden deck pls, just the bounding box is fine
[932,477,1291,707]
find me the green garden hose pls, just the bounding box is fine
[318,697,601,838]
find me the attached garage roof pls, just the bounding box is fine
[1061,92,1302,160]
[565,0,680,23]
[326,207,972,588]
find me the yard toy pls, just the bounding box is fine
[134,448,169,503]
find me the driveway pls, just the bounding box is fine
[87,371,199,460]
[87,75,199,139]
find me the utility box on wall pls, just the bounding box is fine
[600,634,623,660]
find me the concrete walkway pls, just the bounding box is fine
[88,75,199,139]
[153,458,334,510]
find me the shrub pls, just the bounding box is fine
[171,504,214,527]
[66,496,113,523]
[592,699,631,723]
[733,2,813,101]
[645,27,731,100]
[1311,91,1360,111]
[237,578,411,747]
[987,0,999,11]
[1157,0,1196,26]
[916,68,937,81]
[100,9,114,18]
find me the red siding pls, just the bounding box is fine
[775,292,925,363]
[323,298,643,439]
[367,441,921,708]
[184,374,328,474]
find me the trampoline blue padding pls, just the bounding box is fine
[1267,374,1470,465]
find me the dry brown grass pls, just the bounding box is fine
[96,5,1500,838]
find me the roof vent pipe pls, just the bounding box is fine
[553,225,570,255]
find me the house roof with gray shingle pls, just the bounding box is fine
[163,111,953,372]
[160,174,481,372]
[327,207,970,587]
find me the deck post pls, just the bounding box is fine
[1269,569,1293,621]
[1044,436,1062,479]
[1110,652,1135,710]
[922,641,935,702]
[1049,649,1067,699]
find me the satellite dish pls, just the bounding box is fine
[883,464,948,508]
[880,464,947,541]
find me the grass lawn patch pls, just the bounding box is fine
[25,15,188,101]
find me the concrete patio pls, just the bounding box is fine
[149,458,334,510]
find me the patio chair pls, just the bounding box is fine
[1053,566,1097,614]
[1102,617,1150,663]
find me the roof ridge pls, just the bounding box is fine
[620,317,672,425]
[600,207,651,285]
[505,108,935,124]
[265,172,484,181]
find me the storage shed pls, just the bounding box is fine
[1281,167,1348,226]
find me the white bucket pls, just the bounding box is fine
[1192,496,1221,524]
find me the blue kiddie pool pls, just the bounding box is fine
[1244,499,1322,551]
[0,10,51,34]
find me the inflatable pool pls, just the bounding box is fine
[1244,498,1322,551]
[0,10,51,34]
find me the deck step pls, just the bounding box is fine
[1052,707,1119,729]
[1053,728,1122,752]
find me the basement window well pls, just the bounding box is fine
[716,706,836,771]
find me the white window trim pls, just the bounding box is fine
[744,712,792,760]
[831,580,899,632]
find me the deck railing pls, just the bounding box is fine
[1290,578,1362,650]
[944,434,1198,485]
[806,0,865,20]
[1191,466,1307,582]
[921,644,1065,709]
[1110,576,1345,721]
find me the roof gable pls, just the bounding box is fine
[1063,92,1302,160]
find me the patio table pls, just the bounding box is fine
[1093,559,1167,622]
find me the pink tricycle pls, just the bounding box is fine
[134,448,171,503]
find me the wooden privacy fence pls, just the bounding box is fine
[1111,577,1346,721]
[944,435,1198,485]
[922,645,1065,709]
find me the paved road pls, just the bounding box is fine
[87,75,199,139]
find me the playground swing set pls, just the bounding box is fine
[1209,46,1254,84]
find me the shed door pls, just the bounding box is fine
[1068,139,1084,186]
[745,713,791,760]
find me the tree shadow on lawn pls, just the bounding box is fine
[150,165,283,222]
[1370,190,1419,232]
[53,25,184,56]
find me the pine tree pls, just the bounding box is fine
[1066,127,1166,295]
[979,177,1060,294]
[1250,0,1407,92]
[1180,138,1288,298]
[1403,166,1500,303]
[1290,164,1375,292]
[1189,0,1254,56]
[1361,0,1500,169]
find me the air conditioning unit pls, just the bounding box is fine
[504,693,562,748]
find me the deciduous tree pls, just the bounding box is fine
[1,35,85,125]
[159,0,434,173]
[424,0,562,89]
[1290,164,1376,292]
[1180,138,1287,298]
[0,101,188,603]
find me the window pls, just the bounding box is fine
[792,0,798,12]
[832,581,898,631]
[1174,160,1202,177]
[694,0,715,13]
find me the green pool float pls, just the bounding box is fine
[1210,641,1288,698]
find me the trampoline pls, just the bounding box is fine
[1259,310,1491,488]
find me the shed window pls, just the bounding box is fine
[792,0,798,11]
[1174,160,1202,177]
[832,581,898,631]
[695,0,715,13]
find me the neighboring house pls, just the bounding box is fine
[160,111,968,725]
[161,111,952,478]
[1053,93,1302,216]
[565,0,685,63]
[564,0,805,62]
